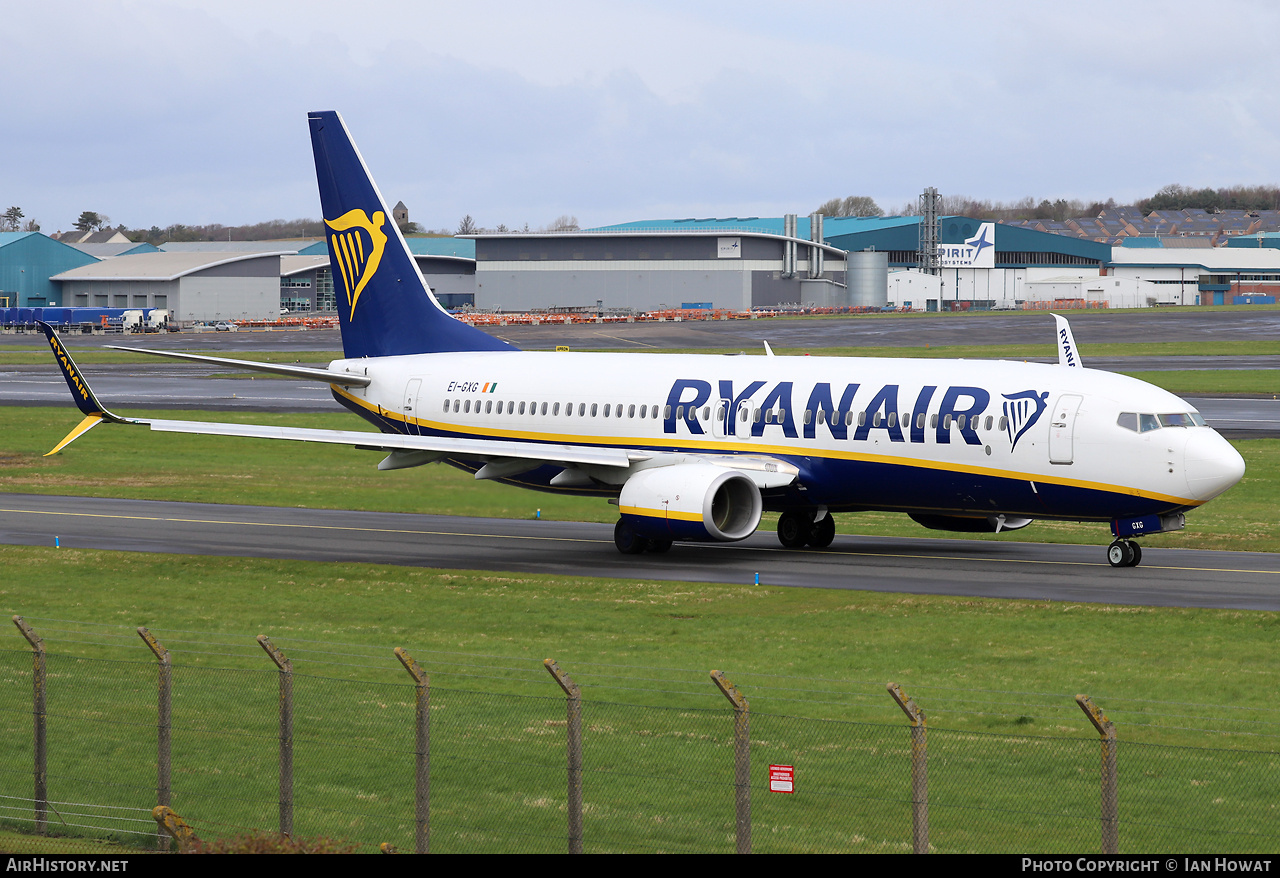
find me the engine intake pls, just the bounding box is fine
[619,464,762,542]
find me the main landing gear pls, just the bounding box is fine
[1107,539,1143,568]
[776,510,835,549]
[613,520,672,555]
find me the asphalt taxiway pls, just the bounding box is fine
[1,493,1277,611]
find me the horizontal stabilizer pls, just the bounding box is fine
[104,346,372,386]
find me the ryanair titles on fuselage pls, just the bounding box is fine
[656,378,1047,450]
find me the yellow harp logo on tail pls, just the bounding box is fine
[325,208,389,321]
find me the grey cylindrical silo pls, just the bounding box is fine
[848,249,888,308]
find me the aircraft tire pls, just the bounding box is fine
[1106,540,1133,568]
[647,539,673,554]
[1127,541,1142,567]
[777,511,812,549]
[614,519,650,555]
[808,514,836,548]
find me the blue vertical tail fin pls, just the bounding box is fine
[308,111,513,358]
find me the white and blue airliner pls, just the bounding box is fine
[38,111,1246,568]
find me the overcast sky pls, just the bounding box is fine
[6,1,1280,235]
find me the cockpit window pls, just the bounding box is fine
[1119,411,1205,433]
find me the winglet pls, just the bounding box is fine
[1052,314,1082,368]
[39,321,118,418]
[44,414,104,457]
[38,321,132,454]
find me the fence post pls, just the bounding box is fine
[710,670,750,854]
[544,659,582,854]
[394,647,430,854]
[257,635,293,837]
[1076,694,1118,854]
[151,805,200,853]
[137,627,172,851]
[887,682,928,854]
[11,617,47,836]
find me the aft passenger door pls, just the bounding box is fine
[1048,393,1082,465]
[403,378,422,436]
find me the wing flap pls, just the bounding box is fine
[141,417,633,468]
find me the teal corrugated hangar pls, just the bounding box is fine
[0,233,99,307]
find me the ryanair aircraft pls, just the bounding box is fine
[39,111,1246,568]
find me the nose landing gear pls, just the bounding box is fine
[1106,539,1143,568]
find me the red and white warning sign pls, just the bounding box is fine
[769,764,794,793]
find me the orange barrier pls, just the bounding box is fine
[1020,300,1109,310]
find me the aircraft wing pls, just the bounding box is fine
[38,322,634,468]
[37,322,803,486]
[140,417,638,467]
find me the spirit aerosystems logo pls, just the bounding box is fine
[1003,390,1049,452]
[937,222,995,269]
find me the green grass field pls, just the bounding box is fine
[2,548,1278,853]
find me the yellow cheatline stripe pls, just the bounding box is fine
[0,505,1276,576]
[332,387,1200,507]
[44,414,103,457]
[619,505,702,522]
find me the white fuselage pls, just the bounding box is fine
[327,350,1244,522]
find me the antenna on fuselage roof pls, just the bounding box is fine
[1053,313,1083,368]
[762,341,775,358]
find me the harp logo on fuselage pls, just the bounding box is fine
[325,208,388,321]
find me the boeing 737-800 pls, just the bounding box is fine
[38,110,1246,567]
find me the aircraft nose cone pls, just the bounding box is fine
[1184,429,1245,502]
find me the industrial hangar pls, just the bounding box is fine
[4,211,1280,321]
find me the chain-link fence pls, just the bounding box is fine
[2,617,1278,854]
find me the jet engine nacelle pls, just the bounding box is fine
[909,513,1035,534]
[619,463,762,542]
